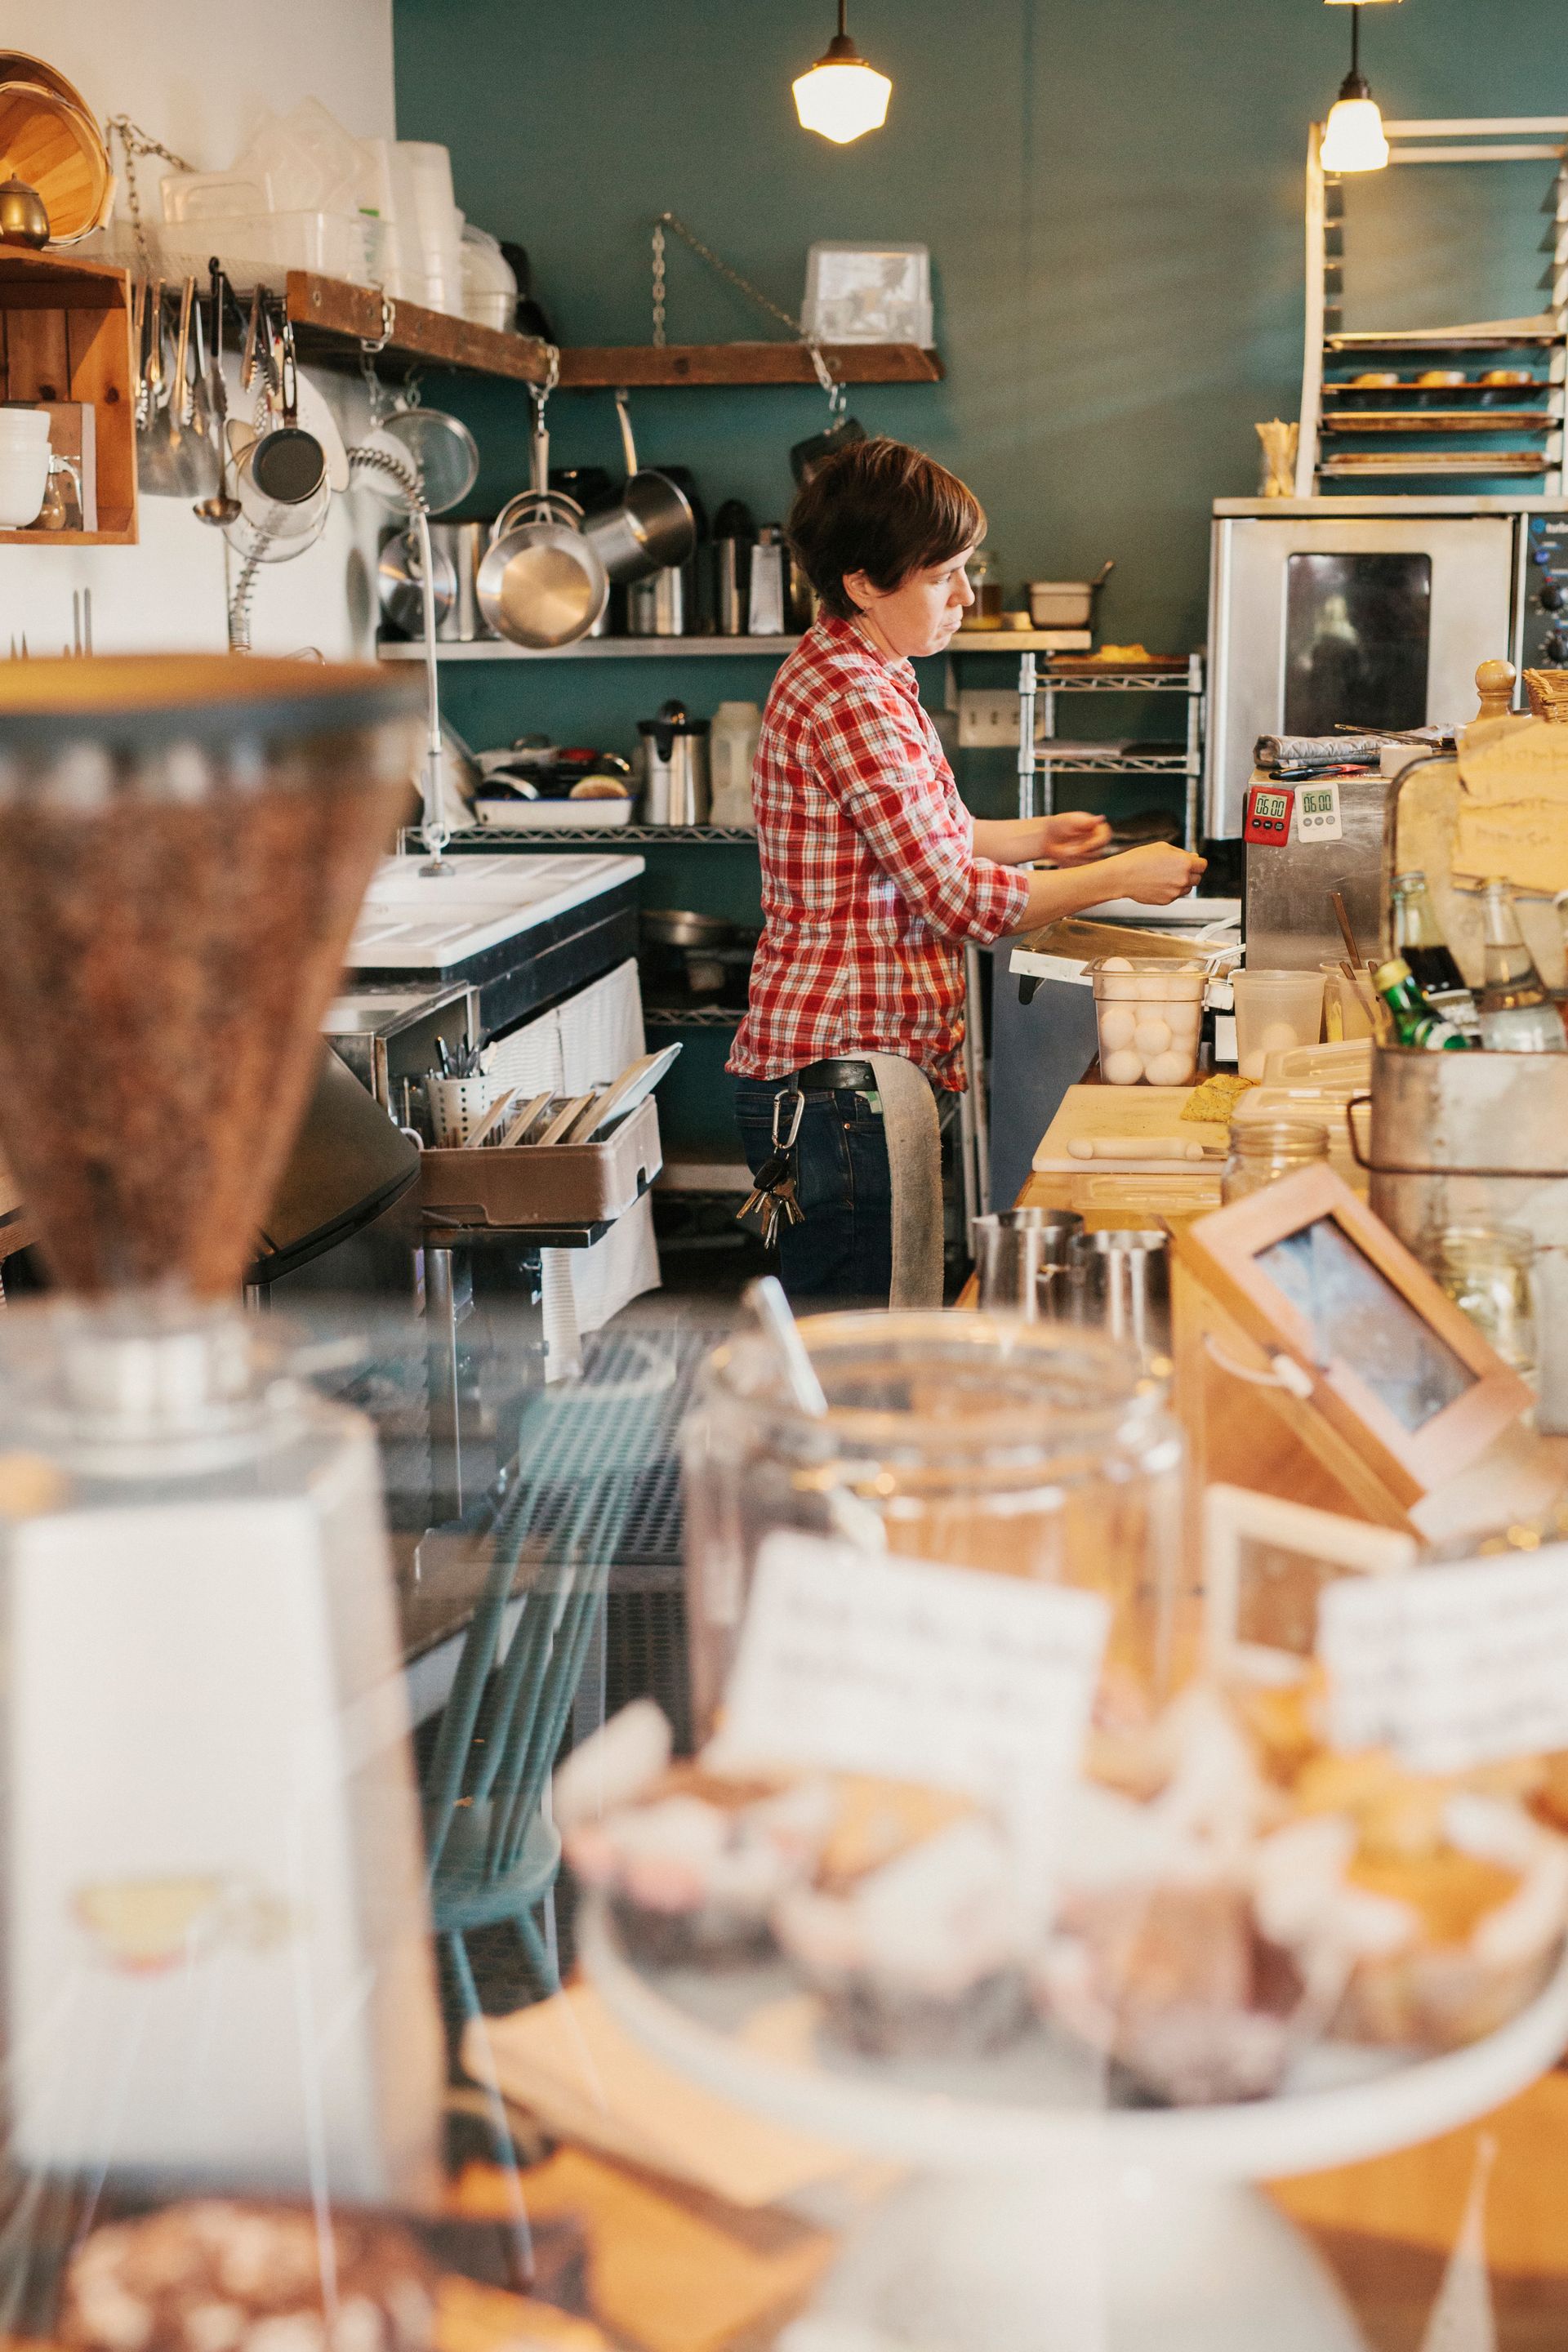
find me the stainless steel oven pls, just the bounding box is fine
[1205,495,1568,835]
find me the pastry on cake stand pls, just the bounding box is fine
[582,1902,1568,2352]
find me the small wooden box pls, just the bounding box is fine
[417,1096,662,1232]
[0,246,136,545]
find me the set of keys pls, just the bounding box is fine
[737,1086,807,1250]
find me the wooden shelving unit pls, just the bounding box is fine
[285,272,942,390]
[0,247,136,545]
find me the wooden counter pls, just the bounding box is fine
[981,1082,1568,2343]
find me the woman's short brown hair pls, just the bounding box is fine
[786,436,984,622]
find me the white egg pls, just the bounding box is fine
[1134,974,1170,1000]
[1098,1007,1137,1050]
[1134,1017,1172,1057]
[1101,956,1133,970]
[1102,1049,1144,1085]
[1259,1020,1303,1054]
[1098,974,1138,1000]
[1166,1002,1204,1038]
[1144,1050,1193,1086]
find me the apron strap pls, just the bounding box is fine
[866,1053,943,1309]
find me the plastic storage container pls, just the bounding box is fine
[707,701,762,826]
[1232,968,1325,1080]
[460,225,516,330]
[800,240,933,345]
[1089,956,1205,1085]
[158,212,366,291]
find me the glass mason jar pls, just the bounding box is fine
[679,1310,1187,1742]
[1434,1223,1536,1374]
[1221,1117,1329,1201]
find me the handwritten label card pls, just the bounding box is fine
[707,1534,1110,1883]
[1318,1545,1568,1775]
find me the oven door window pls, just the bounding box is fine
[1284,552,1432,736]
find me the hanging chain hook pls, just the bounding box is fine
[649,209,844,412]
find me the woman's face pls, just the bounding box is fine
[844,546,976,659]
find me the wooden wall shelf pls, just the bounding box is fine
[0,247,136,545]
[285,274,943,391]
[555,343,944,388]
[287,271,552,383]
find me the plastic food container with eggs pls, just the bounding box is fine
[1090,957,1206,1086]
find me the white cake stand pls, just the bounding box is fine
[582,1905,1568,2352]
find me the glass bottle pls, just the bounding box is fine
[1373,957,1473,1052]
[1390,871,1479,1035]
[1221,1118,1330,1201]
[1477,879,1566,1052]
[1434,1224,1535,1374]
[964,548,1003,626]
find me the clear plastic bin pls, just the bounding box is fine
[157,211,367,292]
[800,240,933,345]
[1232,968,1325,1080]
[1089,956,1205,1086]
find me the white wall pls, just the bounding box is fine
[0,0,396,657]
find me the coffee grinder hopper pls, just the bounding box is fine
[0,658,447,2209]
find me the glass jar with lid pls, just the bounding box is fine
[1433,1223,1535,1374]
[1221,1117,1330,1202]
[679,1310,1187,1741]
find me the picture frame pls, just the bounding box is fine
[1202,1480,1417,1672]
[1175,1161,1533,1508]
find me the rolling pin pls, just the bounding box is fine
[1067,1136,1210,1160]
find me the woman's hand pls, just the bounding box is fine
[1110,843,1208,904]
[1038,811,1111,866]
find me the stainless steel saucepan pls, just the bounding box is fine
[476,396,608,648]
[581,389,695,585]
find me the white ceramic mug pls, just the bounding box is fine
[0,439,53,529]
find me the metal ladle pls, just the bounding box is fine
[194,264,239,525]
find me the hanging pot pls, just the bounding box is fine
[475,399,608,648]
[379,525,457,637]
[581,390,695,585]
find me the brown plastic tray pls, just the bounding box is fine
[416,1094,662,1230]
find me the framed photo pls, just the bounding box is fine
[1176,1162,1533,1508]
[1203,1481,1417,1671]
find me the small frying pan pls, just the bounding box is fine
[476,396,608,648]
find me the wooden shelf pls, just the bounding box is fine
[284,276,942,390]
[555,342,942,388]
[287,271,551,381]
[0,247,136,545]
[380,635,800,662]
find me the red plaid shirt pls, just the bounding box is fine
[728,616,1031,1091]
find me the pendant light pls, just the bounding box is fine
[792,1,892,145]
[1319,2,1391,175]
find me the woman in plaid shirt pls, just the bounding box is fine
[729,438,1204,1307]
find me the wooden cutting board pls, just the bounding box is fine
[1031,1084,1228,1174]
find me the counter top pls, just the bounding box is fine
[346,853,645,972]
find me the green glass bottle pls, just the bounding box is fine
[1373,956,1474,1052]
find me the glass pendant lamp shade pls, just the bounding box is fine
[793,3,892,144]
[1321,90,1389,172]
[1319,5,1390,175]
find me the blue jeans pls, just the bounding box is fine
[733,1076,893,1307]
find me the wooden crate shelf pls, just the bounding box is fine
[284,273,942,390]
[0,247,136,544]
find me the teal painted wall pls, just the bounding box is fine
[390,0,1564,1139]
